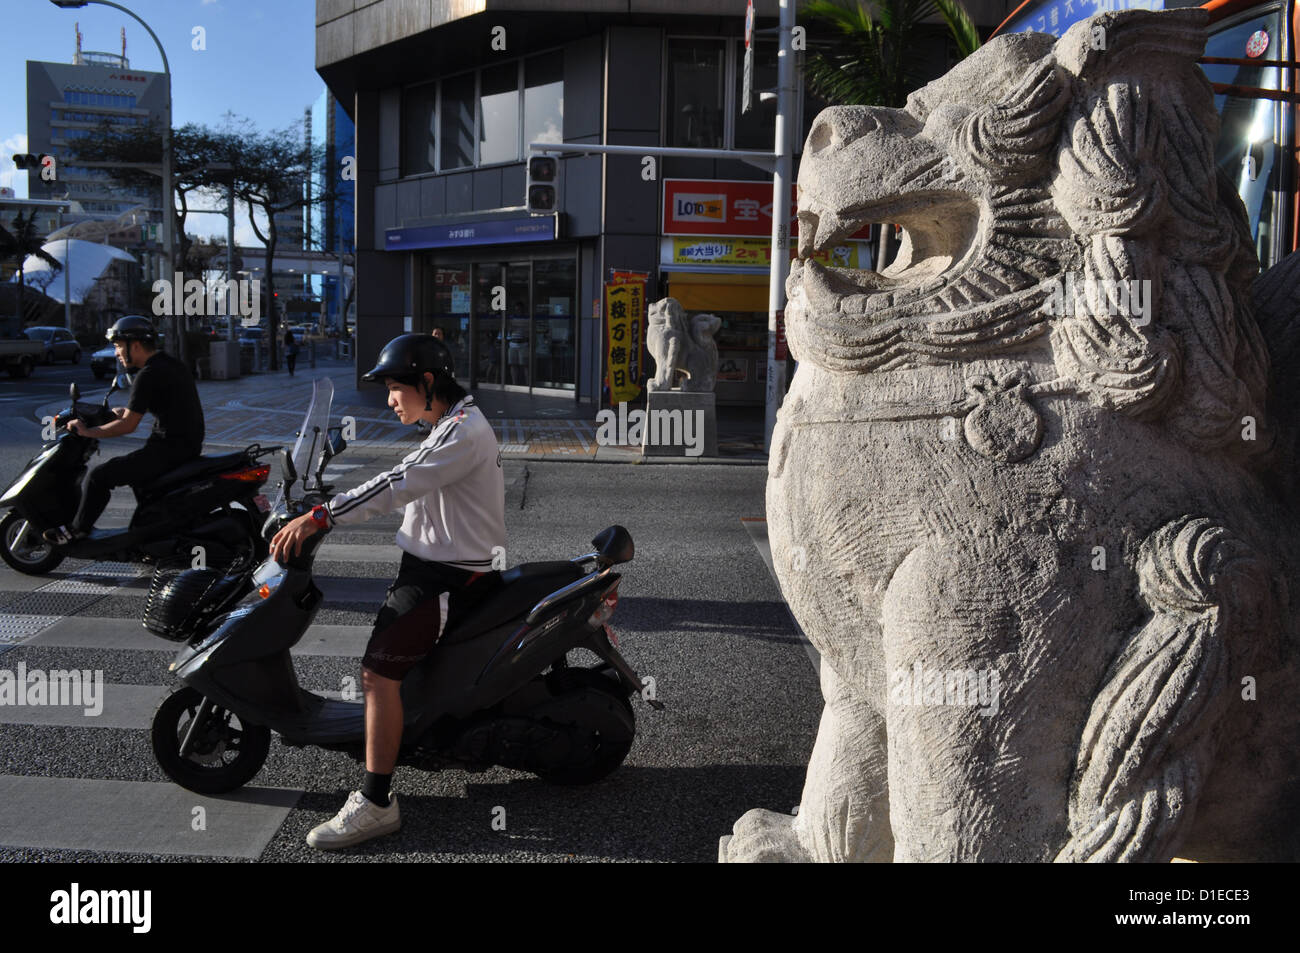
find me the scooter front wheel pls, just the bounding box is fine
[152,686,271,794]
[0,511,64,575]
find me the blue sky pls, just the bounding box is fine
[3,0,324,243]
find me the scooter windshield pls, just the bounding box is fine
[269,377,334,512]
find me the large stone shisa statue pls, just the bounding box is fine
[722,9,1300,862]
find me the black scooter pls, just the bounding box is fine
[148,431,660,795]
[0,378,276,575]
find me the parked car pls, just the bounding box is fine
[89,344,117,380]
[23,326,81,365]
[90,332,166,380]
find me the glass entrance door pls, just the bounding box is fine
[503,263,531,389]
[472,261,532,390]
[473,263,503,386]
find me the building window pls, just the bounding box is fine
[401,49,564,177]
[440,72,476,170]
[524,52,564,147]
[734,40,779,150]
[666,39,726,148]
[480,62,521,165]
[402,82,437,176]
[667,36,804,152]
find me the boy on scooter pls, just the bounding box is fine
[269,333,506,849]
[44,315,204,545]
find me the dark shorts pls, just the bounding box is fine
[363,551,497,680]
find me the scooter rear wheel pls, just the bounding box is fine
[152,686,271,794]
[0,511,64,575]
[534,668,636,786]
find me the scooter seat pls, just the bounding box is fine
[441,561,585,645]
[139,452,250,494]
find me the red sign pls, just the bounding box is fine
[662,179,873,240]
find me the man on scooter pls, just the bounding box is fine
[44,315,204,545]
[268,333,506,849]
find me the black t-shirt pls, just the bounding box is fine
[126,351,204,453]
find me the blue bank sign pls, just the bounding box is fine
[384,217,555,251]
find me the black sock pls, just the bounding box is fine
[361,771,391,807]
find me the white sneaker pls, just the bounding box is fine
[306,790,400,849]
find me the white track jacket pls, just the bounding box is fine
[324,396,506,570]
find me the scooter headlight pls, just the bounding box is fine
[251,559,287,599]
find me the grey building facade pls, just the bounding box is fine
[25,51,164,222]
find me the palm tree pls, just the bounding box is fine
[0,211,62,326]
[800,0,981,108]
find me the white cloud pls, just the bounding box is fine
[0,132,28,198]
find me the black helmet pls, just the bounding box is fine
[362,333,455,383]
[106,315,157,345]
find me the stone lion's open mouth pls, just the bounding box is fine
[795,193,983,318]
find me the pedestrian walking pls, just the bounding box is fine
[285,328,299,376]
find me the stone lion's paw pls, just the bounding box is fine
[718,809,810,863]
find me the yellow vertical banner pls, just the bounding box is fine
[604,275,646,405]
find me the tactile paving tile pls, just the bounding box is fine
[68,561,140,578]
[0,562,148,652]
[0,616,64,644]
[40,578,123,595]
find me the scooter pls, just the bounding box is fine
[146,391,659,795]
[0,377,276,575]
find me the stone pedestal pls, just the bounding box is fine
[642,390,718,458]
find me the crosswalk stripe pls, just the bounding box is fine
[315,542,401,563]
[0,776,302,859]
[28,617,372,656]
[0,683,167,728]
[0,682,359,731]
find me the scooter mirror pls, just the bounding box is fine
[325,426,346,459]
[114,372,132,392]
[69,381,80,403]
[281,448,298,484]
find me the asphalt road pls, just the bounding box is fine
[0,368,819,863]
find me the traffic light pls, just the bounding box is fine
[526,155,558,215]
[12,153,56,181]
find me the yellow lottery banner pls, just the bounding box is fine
[604,274,646,405]
[670,236,862,269]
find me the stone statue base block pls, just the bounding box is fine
[642,390,718,458]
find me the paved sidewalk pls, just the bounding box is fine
[38,359,767,464]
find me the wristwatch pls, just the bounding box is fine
[310,504,332,529]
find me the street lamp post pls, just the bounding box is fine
[50,0,174,355]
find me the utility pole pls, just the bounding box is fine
[765,0,795,453]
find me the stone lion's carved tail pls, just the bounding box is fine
[1252,248,1300,507]
[1055,517,1279,862]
